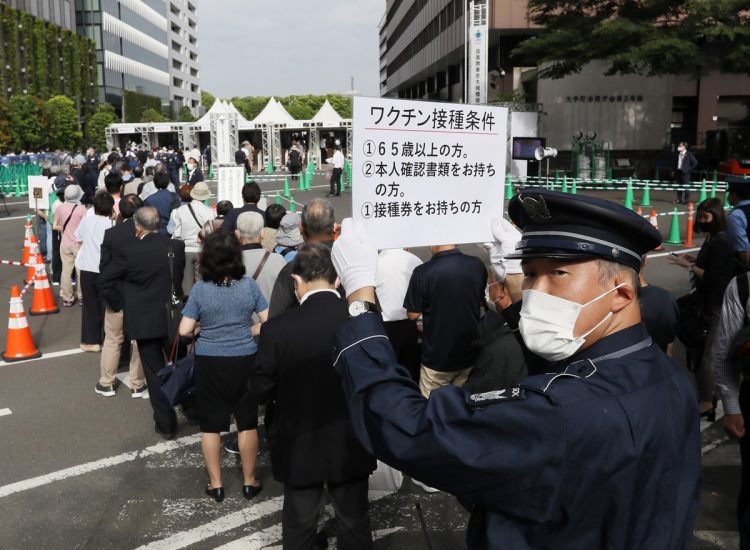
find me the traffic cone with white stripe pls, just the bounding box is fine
[29,261,58,315]
[649,210,664,250]
[21,215,33,266]
[1,286,41,361]
[25,236,41,284]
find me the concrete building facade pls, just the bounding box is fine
[380,0,750,153]
[1,0,75,30]
[166,0,200,115]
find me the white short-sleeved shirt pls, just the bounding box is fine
[74,215,115,273]
[376,249,423,322]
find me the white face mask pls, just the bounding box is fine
[519,284,625,362]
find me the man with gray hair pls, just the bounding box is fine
[268,198,338,318]
[98,206,186,440]
[237,211,286,301]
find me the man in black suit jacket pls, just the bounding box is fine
[249,244,375,549]
[96,194,146,398]
[675,141,699,204]
[98,206,186,439]
[186,157,204,185]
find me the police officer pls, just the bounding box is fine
[331,188,700,549]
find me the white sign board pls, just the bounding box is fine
[353,96,508,249]
[468,1,488,105]
[217,167,245,209]
[27,176,50,209]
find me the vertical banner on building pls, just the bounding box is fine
[352,96,508,250]
[468,0,488,105]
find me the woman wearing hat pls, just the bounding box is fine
[52,184,87,306]
[167,182,215,294]
[274,213,304,263]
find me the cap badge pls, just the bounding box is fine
[520,195,552,223]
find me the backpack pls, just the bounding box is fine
[288,149,301,168]
[729,273,750,376]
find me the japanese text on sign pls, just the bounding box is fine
[353,96,508,249]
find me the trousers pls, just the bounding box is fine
[330,168,342,196]
[80,270,105,345]
[282,477,372,550]
[137,338,177,435]
[100,307,144,389]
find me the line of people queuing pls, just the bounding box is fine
[41,163,750,547]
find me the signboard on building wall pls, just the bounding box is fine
[352,96,508,249]
[468,1,488,105]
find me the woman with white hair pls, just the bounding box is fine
[52,184,86,307]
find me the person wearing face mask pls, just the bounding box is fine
[329,188,699,549]
[671,198,736,420]
[185,155,204,185]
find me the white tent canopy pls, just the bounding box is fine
[253,97,296,124]
[312,100,344,124]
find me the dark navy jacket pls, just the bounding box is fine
[334,316,700,549]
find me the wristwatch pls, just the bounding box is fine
[348,300,379,318]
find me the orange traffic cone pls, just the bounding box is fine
[649,210,664,251]
[29,262,59,315]
[25,236,41,284]
[21,216,33,266]
[685,203,694,247]
[1,286,41,362]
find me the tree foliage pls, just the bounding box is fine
[87,103,118,152]
[140,108,167,123]
[45,95,82,150]
[8,94,46,151]
[177,105,195,122]
[201,90,215,111]
[0,97,13,153]
[513,0,750,79]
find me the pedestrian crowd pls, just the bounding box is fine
[28,142,750,549]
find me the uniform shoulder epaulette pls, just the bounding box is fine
[466,386,526,409]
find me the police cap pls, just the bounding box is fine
[506,188,661,272]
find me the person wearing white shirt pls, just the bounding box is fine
[75,192,116,352]
[167,182,216,293]
[376,248,423,380]
[326,145,345,197]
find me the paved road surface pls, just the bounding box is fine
[0,175,740,548]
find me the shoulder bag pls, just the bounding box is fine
[165,240,183,347]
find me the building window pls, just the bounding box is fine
[64,1,72,28]
[53,1,61,25]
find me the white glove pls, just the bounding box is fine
[332,218,378,297]
[483,216,523,281]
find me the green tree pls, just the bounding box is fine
[140,107,167,122]
[8,95,46,151]
[86,103,118,151]
[513,0,750,79]
[0,97,13,153]
[46,23,61,96]
[33,18,48,99]
[201,90,216,110]
[45,95,82,150]
[177,105,195,122]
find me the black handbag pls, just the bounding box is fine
[158,334,195,407]
[165,241,182,349]
[676,290,709,350]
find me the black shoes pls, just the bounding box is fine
[205,485,224,502]
[95,382,117,397]
[154,425,176,440]
[131,384,148,399]
[243,482,263,500]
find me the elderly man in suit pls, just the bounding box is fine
[249,243,375,549]
[97,206,186,439]
[95,194,146,398]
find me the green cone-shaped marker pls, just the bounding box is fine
[664,208,683,245]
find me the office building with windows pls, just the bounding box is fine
[166,0,200,115]
[1,0,75,30]
[75,0,171,118]
[380,0,750,153]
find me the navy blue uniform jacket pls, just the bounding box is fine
[334,316,700,549]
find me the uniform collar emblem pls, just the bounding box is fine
[520,195,552,223]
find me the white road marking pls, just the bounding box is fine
[0,347,84,368]
[0,215,35,222]
[136,496,285,550]
[0,431,202,498]
[0,408,11,417]
[0,346,82,366]
[702,436,731,455]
